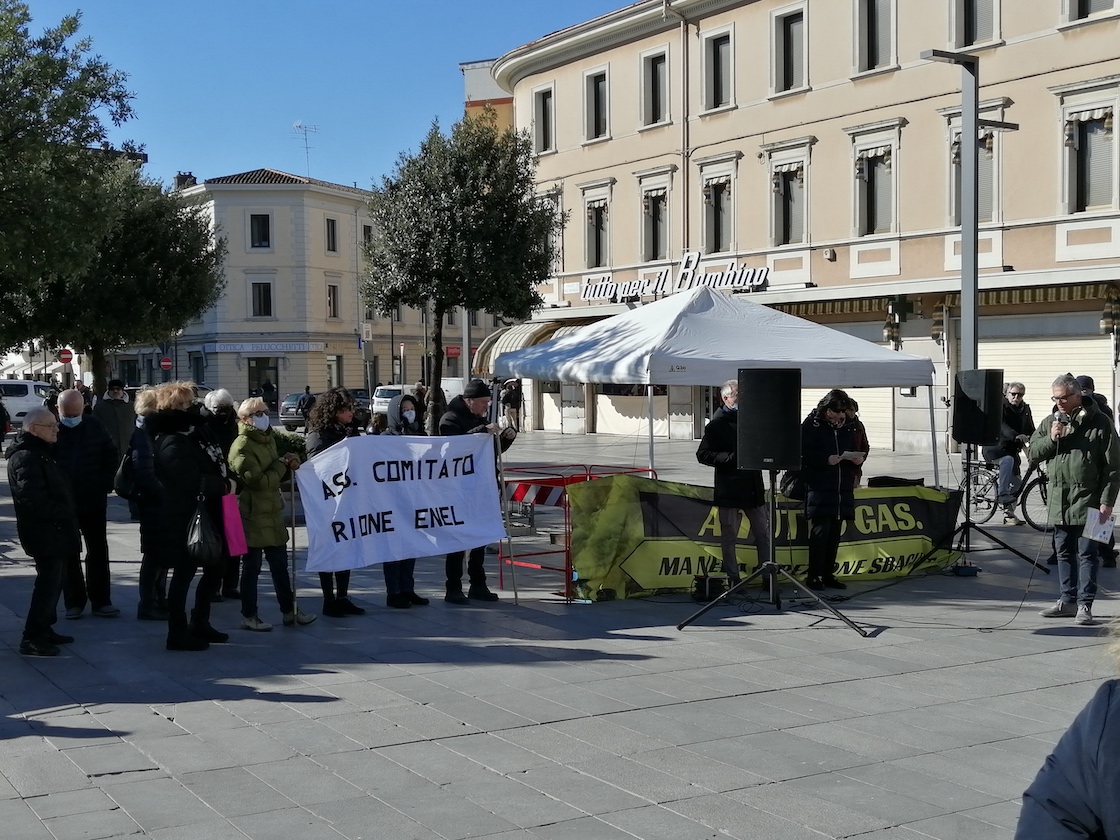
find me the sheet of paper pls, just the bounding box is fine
[841,451,865,461]
[1083,515,1115,544]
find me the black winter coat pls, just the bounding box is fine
[1016,679,1120,838]
[54,414,118,514]
[148,408,228,569]
[305,422,358,458]
[695,406,765,509]
[128,421,164,554]
[207,408,239,457]
[982,400,1035,462]
[5,432,81,559]
[439,396,514,453]
[800,411,861,520]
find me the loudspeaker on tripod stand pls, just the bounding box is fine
[952,369,1004,445]
[736,368,802,471]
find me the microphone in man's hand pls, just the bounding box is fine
[1056,411,1071,426]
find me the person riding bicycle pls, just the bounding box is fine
[981,381,1033,526]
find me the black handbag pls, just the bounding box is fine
[186,481,222,568]
[779,469,806,501]
[113,451,137,500]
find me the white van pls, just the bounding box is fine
[0,380,54,430]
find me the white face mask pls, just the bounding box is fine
[402,410,416,424]
[251,414,271,431]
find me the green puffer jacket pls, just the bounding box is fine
[228,423,291,547]
[1028,397,1120,526]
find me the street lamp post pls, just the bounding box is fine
[919,49,1018,375]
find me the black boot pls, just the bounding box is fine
[445,585,469,605]
[167,612,208,651]
[189,609,229,643]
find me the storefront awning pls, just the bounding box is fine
[475,320,604,376]
[471,327,511,376]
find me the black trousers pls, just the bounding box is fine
[64,503,111,610]
[445,546,486,590]
[25,554,65,642]
[807,518,843,580]
[168,562,222,626]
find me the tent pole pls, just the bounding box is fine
[927,385,941,487]
[647,384,655,476]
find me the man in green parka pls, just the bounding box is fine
[1029,373,1120,626]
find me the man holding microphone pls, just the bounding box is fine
[1030,373,1120,625]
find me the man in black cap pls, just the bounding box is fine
[438,379,516,604]
[93,378,134,462]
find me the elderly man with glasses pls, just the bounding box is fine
[5,407,81,656]
[1030,373,1120,626]
[982,382,1034,526]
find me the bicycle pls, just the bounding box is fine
[963,455,1050,532]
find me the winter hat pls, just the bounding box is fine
[1076,375,1095,391]
[107,379,125,390]
[463,380,491,399]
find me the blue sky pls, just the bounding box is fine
[26,0,625,189]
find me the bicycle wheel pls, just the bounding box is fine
[966,470,998,524]
[1021,476,1053,533]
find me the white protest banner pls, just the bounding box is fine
[295,434,506,572]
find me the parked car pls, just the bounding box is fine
[279,393,305,431]
[0,379,55,430]
[371,384,415,421]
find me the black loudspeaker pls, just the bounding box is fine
[737,368,802,471]
[952,369,1004,445]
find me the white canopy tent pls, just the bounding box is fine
[493,286,938,476]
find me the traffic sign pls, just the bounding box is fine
[58,348,73,364]
[159,356,173,371]
[446,346,461,358]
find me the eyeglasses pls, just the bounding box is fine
[1008,391,1025,397]
[1054,392,1077,402]
[31,421,59,430]
[248,410,268,418]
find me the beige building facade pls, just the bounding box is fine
[113,169,494,402]
[484,0,1120,451]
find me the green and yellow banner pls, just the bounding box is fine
[568,475,962,600]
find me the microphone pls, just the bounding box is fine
[1055,411,1071,426]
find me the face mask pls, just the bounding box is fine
[402,410,416,424]
[727,403,738,412]
[251,415,271,431]
[60,415,82,428]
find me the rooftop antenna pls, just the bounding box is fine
[292,120,319,177]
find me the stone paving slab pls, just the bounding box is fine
[1,432,1116,838]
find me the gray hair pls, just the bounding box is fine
[1052,374,1079,393]
[1005,381,1025,395]
[720,379,737,399]
[23,406,54,428]
[204,388,235,412]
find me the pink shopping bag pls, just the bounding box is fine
[221,493,248,557]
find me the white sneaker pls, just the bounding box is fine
[241,615,273,632]
[1039,601,1077,618]
[1076,605,1096,626]
[283,607,317,627]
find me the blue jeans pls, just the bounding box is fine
[382,559,416,595]
[996,454,1020,506]
[240,545,295,618]
[1053,525,1098,607]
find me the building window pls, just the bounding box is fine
[492,313,501,328]
[533,86,554,153]
[251,282,273,318]
[586,199,609,268]
[773,8,806,93]
[1067,0,1113,21]
[773,164,806,245]
[326,218,338,253]
[954,0,995,47]
[1067,112,1115,212]
[362,224,373,243]
[642,189,668,261]
[703,31,732,110]
[392,304,402,323]
[857,0,892,72]
[856,148,893,235]
[469,310,479,327]
[327,283,340,319]
[250,214,271,248]
[539,191,563,275]
[326,355,341,389]
[703,178,732,253]
[952,133,996,224]
[642,52,668,126]
[447,308,457,326]
[585,70,609,141]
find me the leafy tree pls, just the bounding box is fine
[0,1,135,341]
[27,172,227,394]
[362,109,563,427]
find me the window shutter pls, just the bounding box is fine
[716,36,731,106]
[972,0,994,43]
[977,137,994,222]
[786,14,804,89]
[1084,0,1113,16]
[873,0,891,68]
[1083,119,1114,210]
[787,173,805,243]
[871,156,892,233]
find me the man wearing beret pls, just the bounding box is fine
[439,379,516,604]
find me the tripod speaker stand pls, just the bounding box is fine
[677,369,868,637]
[914,370,1050,575]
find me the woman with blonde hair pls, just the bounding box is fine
[130,387,168,620]
[227,396,315,630]
[148,381,229,650]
